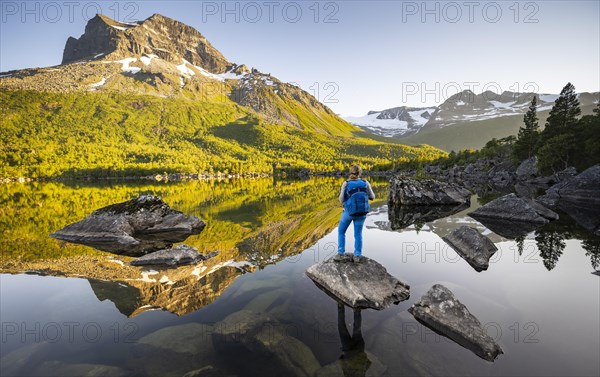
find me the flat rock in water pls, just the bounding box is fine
[408,284,503,362]
[130,244,217,266]
[442,226,498,272]
[305,257,410,310]
[469,193,552,225]
[51,195,205,255]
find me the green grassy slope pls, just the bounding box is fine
[0,90,446,178]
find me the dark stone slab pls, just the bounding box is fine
[408,284,503,362]
[51,195,205,256]
[442,226,498,272]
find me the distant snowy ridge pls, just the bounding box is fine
[344,106,436,137]
[344,90,598,139]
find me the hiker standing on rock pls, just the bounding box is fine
[335,165,375,263]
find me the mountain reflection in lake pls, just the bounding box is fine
[1,178,599,376]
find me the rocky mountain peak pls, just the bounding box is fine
[62,13,231,73]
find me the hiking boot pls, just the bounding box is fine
[333,254,345,262]
[352,256,362,264]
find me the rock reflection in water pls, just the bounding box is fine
[387,203,469,231]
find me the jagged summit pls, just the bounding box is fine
[62,13,230,73]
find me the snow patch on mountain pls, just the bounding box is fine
[89,77,106,88]
[114,58,140,74]
[344,107,436,137]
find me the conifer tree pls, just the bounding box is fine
[513,95,539,160]
[543,82,581,139]
[536,83,582,172]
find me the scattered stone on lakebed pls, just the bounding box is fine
[130,244,219,266]
[305,256,410,310]
[50,194,205,256]
[408,284,503,362]
[212,310,321,377]
[442,226,498,272]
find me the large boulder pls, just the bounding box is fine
[130,245,218,266]
[51,195,205,255]
[305,257,410,310]
[516,156,539,181]
[442,226,498,272]
[537,165,600,235]
[469,194,559,238]
[388,177,471,207]
[538,165,600,207]
[469,193,554,225]
[408,284,503,362]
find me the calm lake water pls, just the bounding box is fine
[1,178,599,377]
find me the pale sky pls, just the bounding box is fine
[1,0,598,116]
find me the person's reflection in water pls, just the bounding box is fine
[337,303,372,377]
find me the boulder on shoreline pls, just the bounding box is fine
[515,156,539,181]
[442,226,498,272]
[388,177,471,207]
[538,165,600,207]
[51,195,205,255]
[305,257,410,310]
[468,194,558,238]
[469,193,556,225]
[130,245,218,266]
[408,284,503,362]
[537,165,600,236]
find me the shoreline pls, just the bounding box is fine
[0,170,395,184]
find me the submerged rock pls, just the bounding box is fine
[408,284,503,362]
[305,257,410,310]
[212,310,321,377]
[388,177,471,207]
[442,226,498,272]
[469,193,554,225]
[51,195,205,256]
[130,245,218,266]
[138,323,215,356]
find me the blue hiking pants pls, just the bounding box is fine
[337,210,367,257]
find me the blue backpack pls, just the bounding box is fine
[344,179,370,216]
